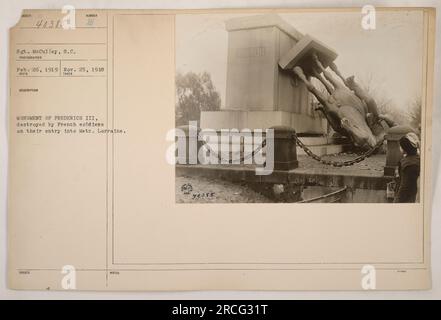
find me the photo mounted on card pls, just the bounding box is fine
[8,7,435,291]
[174,11,425,204]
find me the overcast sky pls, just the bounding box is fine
[176,10,424,111]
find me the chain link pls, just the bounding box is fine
[292,132,385,167]
[198,135,267,164]
[197,131,384,167]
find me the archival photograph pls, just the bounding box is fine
[174,10,424,204]
[5,6,435,294]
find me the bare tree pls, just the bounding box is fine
[408,97,422,132]
[357,73,410,125]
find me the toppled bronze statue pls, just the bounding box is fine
[292,53,396,150]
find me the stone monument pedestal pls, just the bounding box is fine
[200,14,343,157]
[201,110,327,133]
[201,14,329,134]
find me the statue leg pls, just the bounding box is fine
[378,113,397,127]
[293,66,342,133]
[312,53,345,90]
[328,59,381,120]
[328,61,348,86]
[346,77,380,118]
[311,67,334,95]
[293,66,329,109]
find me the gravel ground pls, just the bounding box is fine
[176,175,272,203]
[176,153,389,203]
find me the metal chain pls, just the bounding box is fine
[292,132,385,167]
[197,131,383,167]
[198,135,267,164]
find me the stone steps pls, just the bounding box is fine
[296,136,349,156]
[295,136,352,156]
[297,136,335,146]
[296,144,346,156]
[202,135,348,158]
[202,141,346,160]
